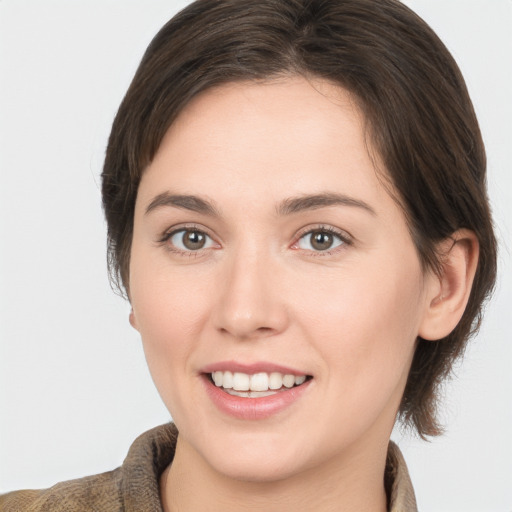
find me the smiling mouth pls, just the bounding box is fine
[208,371,312,398]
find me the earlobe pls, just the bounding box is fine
[129,308,139,331]
[419,229,479,341]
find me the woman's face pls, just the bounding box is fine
[129,77,435,481]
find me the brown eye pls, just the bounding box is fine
[169,229,214,251]
[311,231,334,250]
[183,230,206,250]
[297,229,344,252]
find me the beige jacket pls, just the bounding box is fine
[0,424,417,511]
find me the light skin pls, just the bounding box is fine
[129,77,478,511]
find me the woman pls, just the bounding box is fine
[0,0,501,510]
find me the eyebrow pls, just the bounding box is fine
[145,193,220,217]
[145,191,376,217]
[277,193,376,216]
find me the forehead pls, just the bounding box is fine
[162,77,368,164]
[138,77,392,217]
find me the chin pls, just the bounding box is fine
[211,451,308,484]
[187,425,313,483]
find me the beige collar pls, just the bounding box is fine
[386,440,418,511]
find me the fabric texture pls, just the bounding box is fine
[0,423,417,511]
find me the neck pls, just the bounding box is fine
[161,436,389,512]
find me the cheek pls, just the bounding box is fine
[299,259,422,331]
[132,291,206,426]
[129,255,215,401]
[130,248,215,338]
[295,255,425,388]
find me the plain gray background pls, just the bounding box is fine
[1,1,511,510]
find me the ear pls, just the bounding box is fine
[129,307,139,331]
[419,229,479,341]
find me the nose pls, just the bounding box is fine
[212,248,289,340]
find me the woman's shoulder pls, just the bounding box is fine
[0,468,123,512]
[0,423,178,512]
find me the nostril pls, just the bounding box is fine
[256,327,274,334]
[217,325,278,339]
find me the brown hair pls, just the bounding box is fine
[101,0,497,437]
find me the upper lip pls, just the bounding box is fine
[200,360,308,376]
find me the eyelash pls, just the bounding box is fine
[158,224,352,257]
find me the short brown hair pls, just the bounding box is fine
[101,0,497,437]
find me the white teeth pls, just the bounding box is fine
[269,372,283,390]
[232,372,250,391]
[213,371,223,387]
[282,374,295,388]
[250,372,269,391]
[295,375,306,385]
[222,371,233,389]
[226,389,276,398]
[211,370,308,393]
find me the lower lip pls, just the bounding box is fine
[202,376,312,420]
